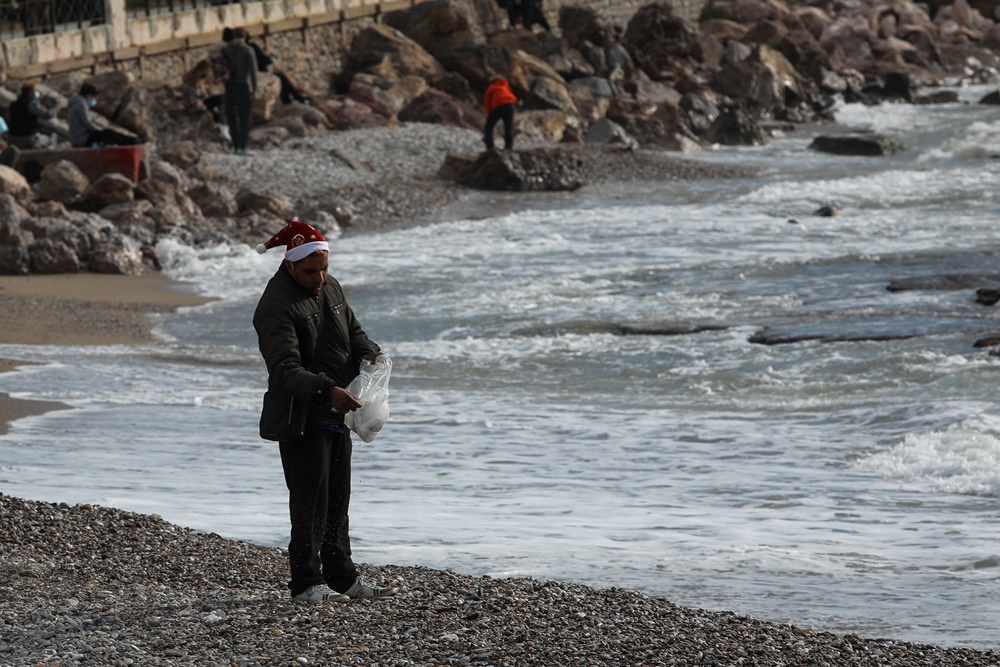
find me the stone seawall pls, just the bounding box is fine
[3,0,708,98]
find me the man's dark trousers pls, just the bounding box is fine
[279,428,359,596]
[484,102,515,150]
[225,82,253,151]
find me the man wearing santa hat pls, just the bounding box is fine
[252,219,398,603]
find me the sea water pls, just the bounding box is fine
[3,85,1000,649]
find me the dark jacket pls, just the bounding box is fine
[8,95,57,138]
[222,39,258,92]
[253,266,379,424]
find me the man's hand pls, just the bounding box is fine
[329,385,362,414]
[361,352,383,363]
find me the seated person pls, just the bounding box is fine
[6,81,66,149]
[246,37,310,105]
[181,59,225,123]
[68,83,146,148]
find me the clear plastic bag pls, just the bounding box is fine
[343,354,392,443]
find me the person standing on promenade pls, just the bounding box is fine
[252,220,399,603]
[222,27,257,155]
[67,83,146,148]
[6,81,66,149]
[483,75,517,151]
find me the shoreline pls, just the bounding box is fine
[1,492,997,665]
[0,272,214,433]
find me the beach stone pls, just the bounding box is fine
[457,147,583,191]
[34,160,89,205]
[0,165,30,196]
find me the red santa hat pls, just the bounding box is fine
[255,219,329,262]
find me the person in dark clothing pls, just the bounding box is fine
[222,27,258,154]
[253,219,400,603]
[524,0,551,30]
[483,76,517,151]
[67,83,145,148]
[7,81,65,149]
[246,37,311,105]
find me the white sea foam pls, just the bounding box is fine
[856,430,1000,496]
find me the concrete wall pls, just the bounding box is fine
[1,0,708,89]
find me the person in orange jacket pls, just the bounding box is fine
[483,75,517,151]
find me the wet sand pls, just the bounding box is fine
[0,272,213,433]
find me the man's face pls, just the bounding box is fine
[287,252,328,295]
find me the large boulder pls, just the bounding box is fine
[157,141,202,170]
[82,173,135,208]
[348,74,428,119]
[342,24,448,86]
[382,0,479,60]
[29,238,81,274]
[187,183,239,218]
[398,88,486,131]
[559,5,618,49]
[439,44,567,98]
[251,72,283,125]
[85,71,149,138]
[236,188,294,219]
[456,147,583,191]
[34,160,89,205]
[703,107,766,146]
[87,240,143,275]
[623,3,702,77]
[584,118,639,151]
[0,165,30,196]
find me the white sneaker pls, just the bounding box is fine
[292,584,350,603]
[342,577,399,599]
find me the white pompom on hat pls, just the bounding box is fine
[256,219,329,262]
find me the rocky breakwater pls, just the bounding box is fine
[4,0,1000,274]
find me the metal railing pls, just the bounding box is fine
[0,0,106,39]
[125,0,244,16]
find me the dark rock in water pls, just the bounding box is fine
[457,147,583,191]
[978,91,1000,105]
[814,205,840,217]
[973,334,1000,348]
[618,322,730,336]
[916,90,961,105]
[809,134,904,156]
[886,275,1000,292]
[975,287,1000,306]
[749,328,917,345]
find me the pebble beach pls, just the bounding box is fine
[2,493,999,667]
